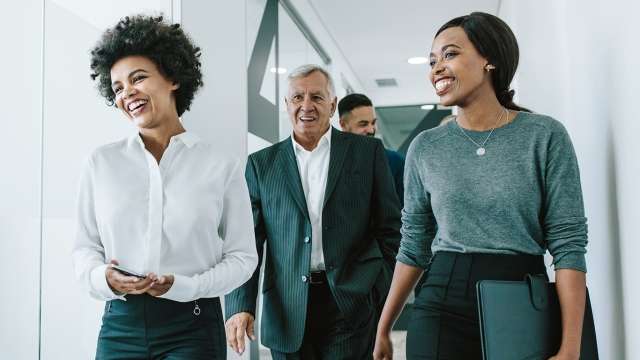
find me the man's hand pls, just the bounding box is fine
[105,260,154,295]
[225,312,256,354]
[146,274,174,297]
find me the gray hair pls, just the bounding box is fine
[287,64,336,97]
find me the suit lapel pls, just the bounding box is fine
[278,138,310,220]
[324,128,351,208]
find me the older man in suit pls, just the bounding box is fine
[225,64,401,359]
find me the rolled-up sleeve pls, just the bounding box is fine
[543,123,588,273]
[160,159,258,302]
[396,135,437,269]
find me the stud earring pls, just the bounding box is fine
[485,64,496,71]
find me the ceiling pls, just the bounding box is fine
[308,0,501,107]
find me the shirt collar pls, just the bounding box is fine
[172,131,200,148]
[127,131,200,150]
[292,126,332,153]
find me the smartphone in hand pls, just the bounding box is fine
[111,265,146,279]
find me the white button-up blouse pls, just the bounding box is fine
[72,131,258,302]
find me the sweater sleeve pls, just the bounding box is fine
[396,134,437,269]
[543,121,588,272]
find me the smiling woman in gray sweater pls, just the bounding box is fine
[374,12,588,360]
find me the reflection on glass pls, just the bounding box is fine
[278,3,326,141]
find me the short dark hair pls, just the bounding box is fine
[338,93,373,118]
[436,12,530,112]
[90,15,203,116]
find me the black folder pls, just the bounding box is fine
[476,274,598,360]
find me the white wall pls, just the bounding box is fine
[180,1,248,155]
[500,1,637,358]
[607,1,640,357]
[0,0,43,359]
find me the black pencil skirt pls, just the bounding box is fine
[406,251,547,360]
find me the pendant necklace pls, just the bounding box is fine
[455,108,508,156]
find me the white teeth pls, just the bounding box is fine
[128,99,148,111]
[435,79,453,91]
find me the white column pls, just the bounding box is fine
[0,1,43,359]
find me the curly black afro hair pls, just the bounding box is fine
[90,15,203,116]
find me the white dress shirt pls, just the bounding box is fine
[72,131,258,302]
[292,128,331,271]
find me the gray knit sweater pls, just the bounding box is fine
[396,112,588,272]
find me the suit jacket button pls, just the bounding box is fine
[304,236,310,243]
[301,275,308,283]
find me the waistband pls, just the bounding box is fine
[105,294,221,325]
[429,251,547,279]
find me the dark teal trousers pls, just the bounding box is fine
[96,294,225,360]
[407,251,546,360]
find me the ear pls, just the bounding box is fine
[339,117,346,130]
[171,82,180,91]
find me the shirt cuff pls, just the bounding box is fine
[396,252,428,269]
[553,252,587,273]
[90,264,126,301]
[159,273,198,302]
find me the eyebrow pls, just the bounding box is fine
[289,90,327,97]
[429,44,462,57]
[111,69,149,87]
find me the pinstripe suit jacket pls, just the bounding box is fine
[225,127,401,353]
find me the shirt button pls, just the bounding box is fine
[304,236,310,243]
[301,275,308,283]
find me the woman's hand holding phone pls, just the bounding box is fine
[105,260,154,295]
[105,260,174,297]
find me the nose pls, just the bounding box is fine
[121,84,137,99]
[431,59,445,77]
[300,95,314,111]
[368,123,377,135]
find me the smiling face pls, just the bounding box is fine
[285,71,337,143]
[110,55,179,129]
[340,106,377,137]
[429,27,493,107]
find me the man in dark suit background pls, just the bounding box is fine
[338,93,405,207]
[225,64,401,359]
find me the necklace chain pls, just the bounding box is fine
[455,108,508,156]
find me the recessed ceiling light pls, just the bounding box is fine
[270,67,287,74]
[407,57,428,65]
[421,104,435,110]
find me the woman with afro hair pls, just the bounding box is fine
[72,15,258,359]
